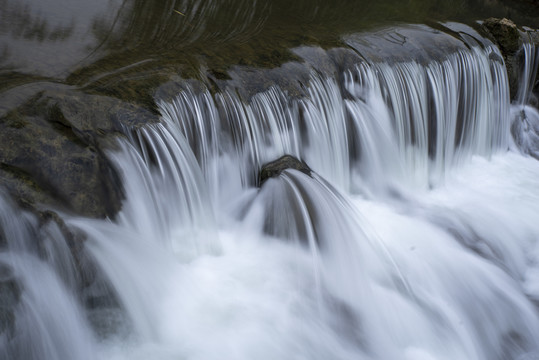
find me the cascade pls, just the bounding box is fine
[2,25,539,360]
[511,37,539,159]
[0,195,96,360]
[160,41,509,194]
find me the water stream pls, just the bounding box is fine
[2,26,539,360]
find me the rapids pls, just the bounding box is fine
[2,24,539,360]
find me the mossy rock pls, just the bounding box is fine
[480,18,523,99]
[0,113,122,218]
[482,18,521,54]
[0,90,159,218]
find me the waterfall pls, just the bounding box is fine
[344,44,509,191]
[159,42,509,194]
[511,37,539,159]
[0,195,96,360]
[2,26,539,360]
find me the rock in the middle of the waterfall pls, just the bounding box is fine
[259,155,312,186]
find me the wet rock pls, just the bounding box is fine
[482,18,521,53]
[0,112,122,218]
[0,90,158,218]
[154,77,208,104]
[529,30,539,107]
[221,61,311,101]
[345,24,467,66]
[36,210,98,288]
[511,107,539,159]
[174,46,361,103]
[481,18,522,99]
[259,155,312,186]
[0,263,20,337]
[43,90,158,148]
[533,79,539,107]
[292,46,340,78]
[327,47,364,75]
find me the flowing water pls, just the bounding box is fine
[2,23,539,360]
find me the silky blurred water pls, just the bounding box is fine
[2,21,539,360]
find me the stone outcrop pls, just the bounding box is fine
[482,18,521,54]
[0,90,158,218]
[259,155,312,186]
[481,18,523,99]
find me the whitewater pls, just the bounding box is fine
[2,24,539,360]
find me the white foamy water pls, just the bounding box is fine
[2,28,539,360]
[82,142,539,360]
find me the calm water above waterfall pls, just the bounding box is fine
[2,1,539,360]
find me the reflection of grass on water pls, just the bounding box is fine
[0,1,79,43]
[56,0,539,106]
[78,0,539,72]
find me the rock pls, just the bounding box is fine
[345,24,468,66]
[259,155,312,185]
[511,107,539,159]
[36,210,98,288]
[0,90,159,218]
[529,31,539,107]
[43,90,159,151]
[218,61,311,101]
[0,263,20,337]
[482,18,521,53]
[0,111,122,218]
[481,18,523,99]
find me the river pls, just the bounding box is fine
[1,1,539,359]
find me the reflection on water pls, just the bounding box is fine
[108,0,271,46]
[0,0,538,97]
[0,0,122,78]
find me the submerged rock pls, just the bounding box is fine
[511,107,539,159]
[37,210,97,287]
[259,155,312,186]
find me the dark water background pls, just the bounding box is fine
[1,0,539,109]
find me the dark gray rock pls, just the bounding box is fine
[219,61,311,101]
[259,155,312,186]
[482,18,522,54]
[481,18,523,99]
[0,263,20,337]
[0,90,159,218]
[36,210,97,288]
[529,30,539,106]
[344,24,468,66]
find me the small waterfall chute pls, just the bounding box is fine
[511,35,539,159]
[0,195,97,360]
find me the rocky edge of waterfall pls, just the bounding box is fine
[481,17,538,101]
[259,155,313,186]
[0,18,538,287]
[0,90,160,219]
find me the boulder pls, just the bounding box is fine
[482,18,521,54]
[259,155,312,185]
[0,90,158,218]
[481,18,523,99]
